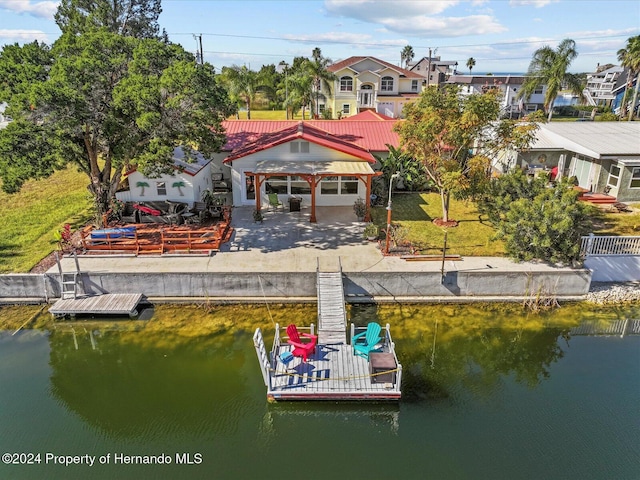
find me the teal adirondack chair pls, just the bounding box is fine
[353,322,382,360]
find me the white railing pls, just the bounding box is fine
[580,234,640,256]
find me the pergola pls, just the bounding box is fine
[247,160,379,222]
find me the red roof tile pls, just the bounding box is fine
[224,122,379,163]
[328,56,423,79]
[222,119,400,153]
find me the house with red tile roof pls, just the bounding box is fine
[219,116,400,220]
[321,56,424,119]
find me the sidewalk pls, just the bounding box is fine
[50,206,578,275]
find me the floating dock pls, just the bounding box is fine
[49,293,143,318]
[253,323,402,401]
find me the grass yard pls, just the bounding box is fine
[589,203,640,236]
[0,166,92,273]
[369,192,507,256]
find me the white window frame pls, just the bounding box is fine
[607,165,621,188]
[630,167,640,189]
[411,80,418,92]
[534,85,544,94]
[340,76,353,92]
[342,104,350,115]
[381,76,394,92]
[156,181,166,196]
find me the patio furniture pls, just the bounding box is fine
[119,202,139,223]
[288,196,302,212]
[268,193,283,211]
[353,322,382,360]
[286,324,317,362]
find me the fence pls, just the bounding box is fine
[580,234,640,256]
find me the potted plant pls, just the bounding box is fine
[363,223,379,241]
[253,209,264,223]
[353,197,367,221]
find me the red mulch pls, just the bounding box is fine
[432,218,459,227]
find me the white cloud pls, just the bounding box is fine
[509,0,558,7]
[282,31,407,48]
[324,0,459,21]
[0,0,59,20]
[0,28,49,42]
[382,15,507,37]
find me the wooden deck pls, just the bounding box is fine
[316,271,347,344]
[49,293,143,317]
[254,324,402,401]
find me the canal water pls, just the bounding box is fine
[0,303,638,480]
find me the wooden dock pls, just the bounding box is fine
[253,324,402,401]
[316,271,347,344]
[49,293,143,317]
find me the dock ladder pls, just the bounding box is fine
[316,258,347,344]
[56,251,81,300]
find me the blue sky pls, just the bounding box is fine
[1,0,639,73]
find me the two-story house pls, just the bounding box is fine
[322,56,424,119]
[583,66,626,107]
[446,75,547,118]
[408,56,458,87]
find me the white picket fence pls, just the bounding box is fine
[580,235,640,256]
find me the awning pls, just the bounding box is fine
[252,160,375,176]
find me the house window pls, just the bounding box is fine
[300,141,309,153]
[342,104,350,115]
[321,176,339,195]
[534,85,544,94]
[381,76,394,91]
[290,142,299,153]
[340,176,359,194]
[630,167,640,189]
[416,65,420,71]
[290,176,311,195]
[266,176,288,195]
[340,76,353,92]
[607,165,621,188]
[411,80,418,92]
[156,181,166,196]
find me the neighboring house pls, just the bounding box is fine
[408,56,458,87]
[497,122,640,203]
[220,115,399,221]
[447,75,547,117]
[116,147,215,204]
[322,56,424,119]
[583,66,626,107]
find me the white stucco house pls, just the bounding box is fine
[116,147,216,204]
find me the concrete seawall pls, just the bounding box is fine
[0,268,592,304]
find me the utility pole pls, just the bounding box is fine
[193,34,204,65]
[427,47,432,88]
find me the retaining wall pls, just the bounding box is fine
[0,269,592,303]
[584,256,640,282]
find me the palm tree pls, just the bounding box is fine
[286,70,313,119]
[518,39,583,122]
[617,35,640,121]
[219,65,261,119]
[466,57,476,74]
[305,48,336,118]
[401,45,414,69]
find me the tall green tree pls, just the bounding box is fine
[305,48,336,118]
[0,1,234,225]
[617,35,640,121]
[395,86,538,224]
[55,0,163,38]
[466,57,476,74]
[518,38,583,122]
[219,65,264,119]
[401,45,414,69]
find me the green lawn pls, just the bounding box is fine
[0,166,93,273]
[370,192,507,256]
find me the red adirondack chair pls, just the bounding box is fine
[286,324,317,362]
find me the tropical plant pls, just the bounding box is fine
[518,38,583,121]
[172,181,185,196]
[494,178,592,264]
[0,0,235,226]
[401,45,415,69]
[466,57,476,74]
[617,35,640,121]
[305,48,336,118]
[378,145,430,192]
[395,86,539,224]
[285,69,314,119]
[219,65,263,119]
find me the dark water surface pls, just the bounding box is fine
[0,304,638,480]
